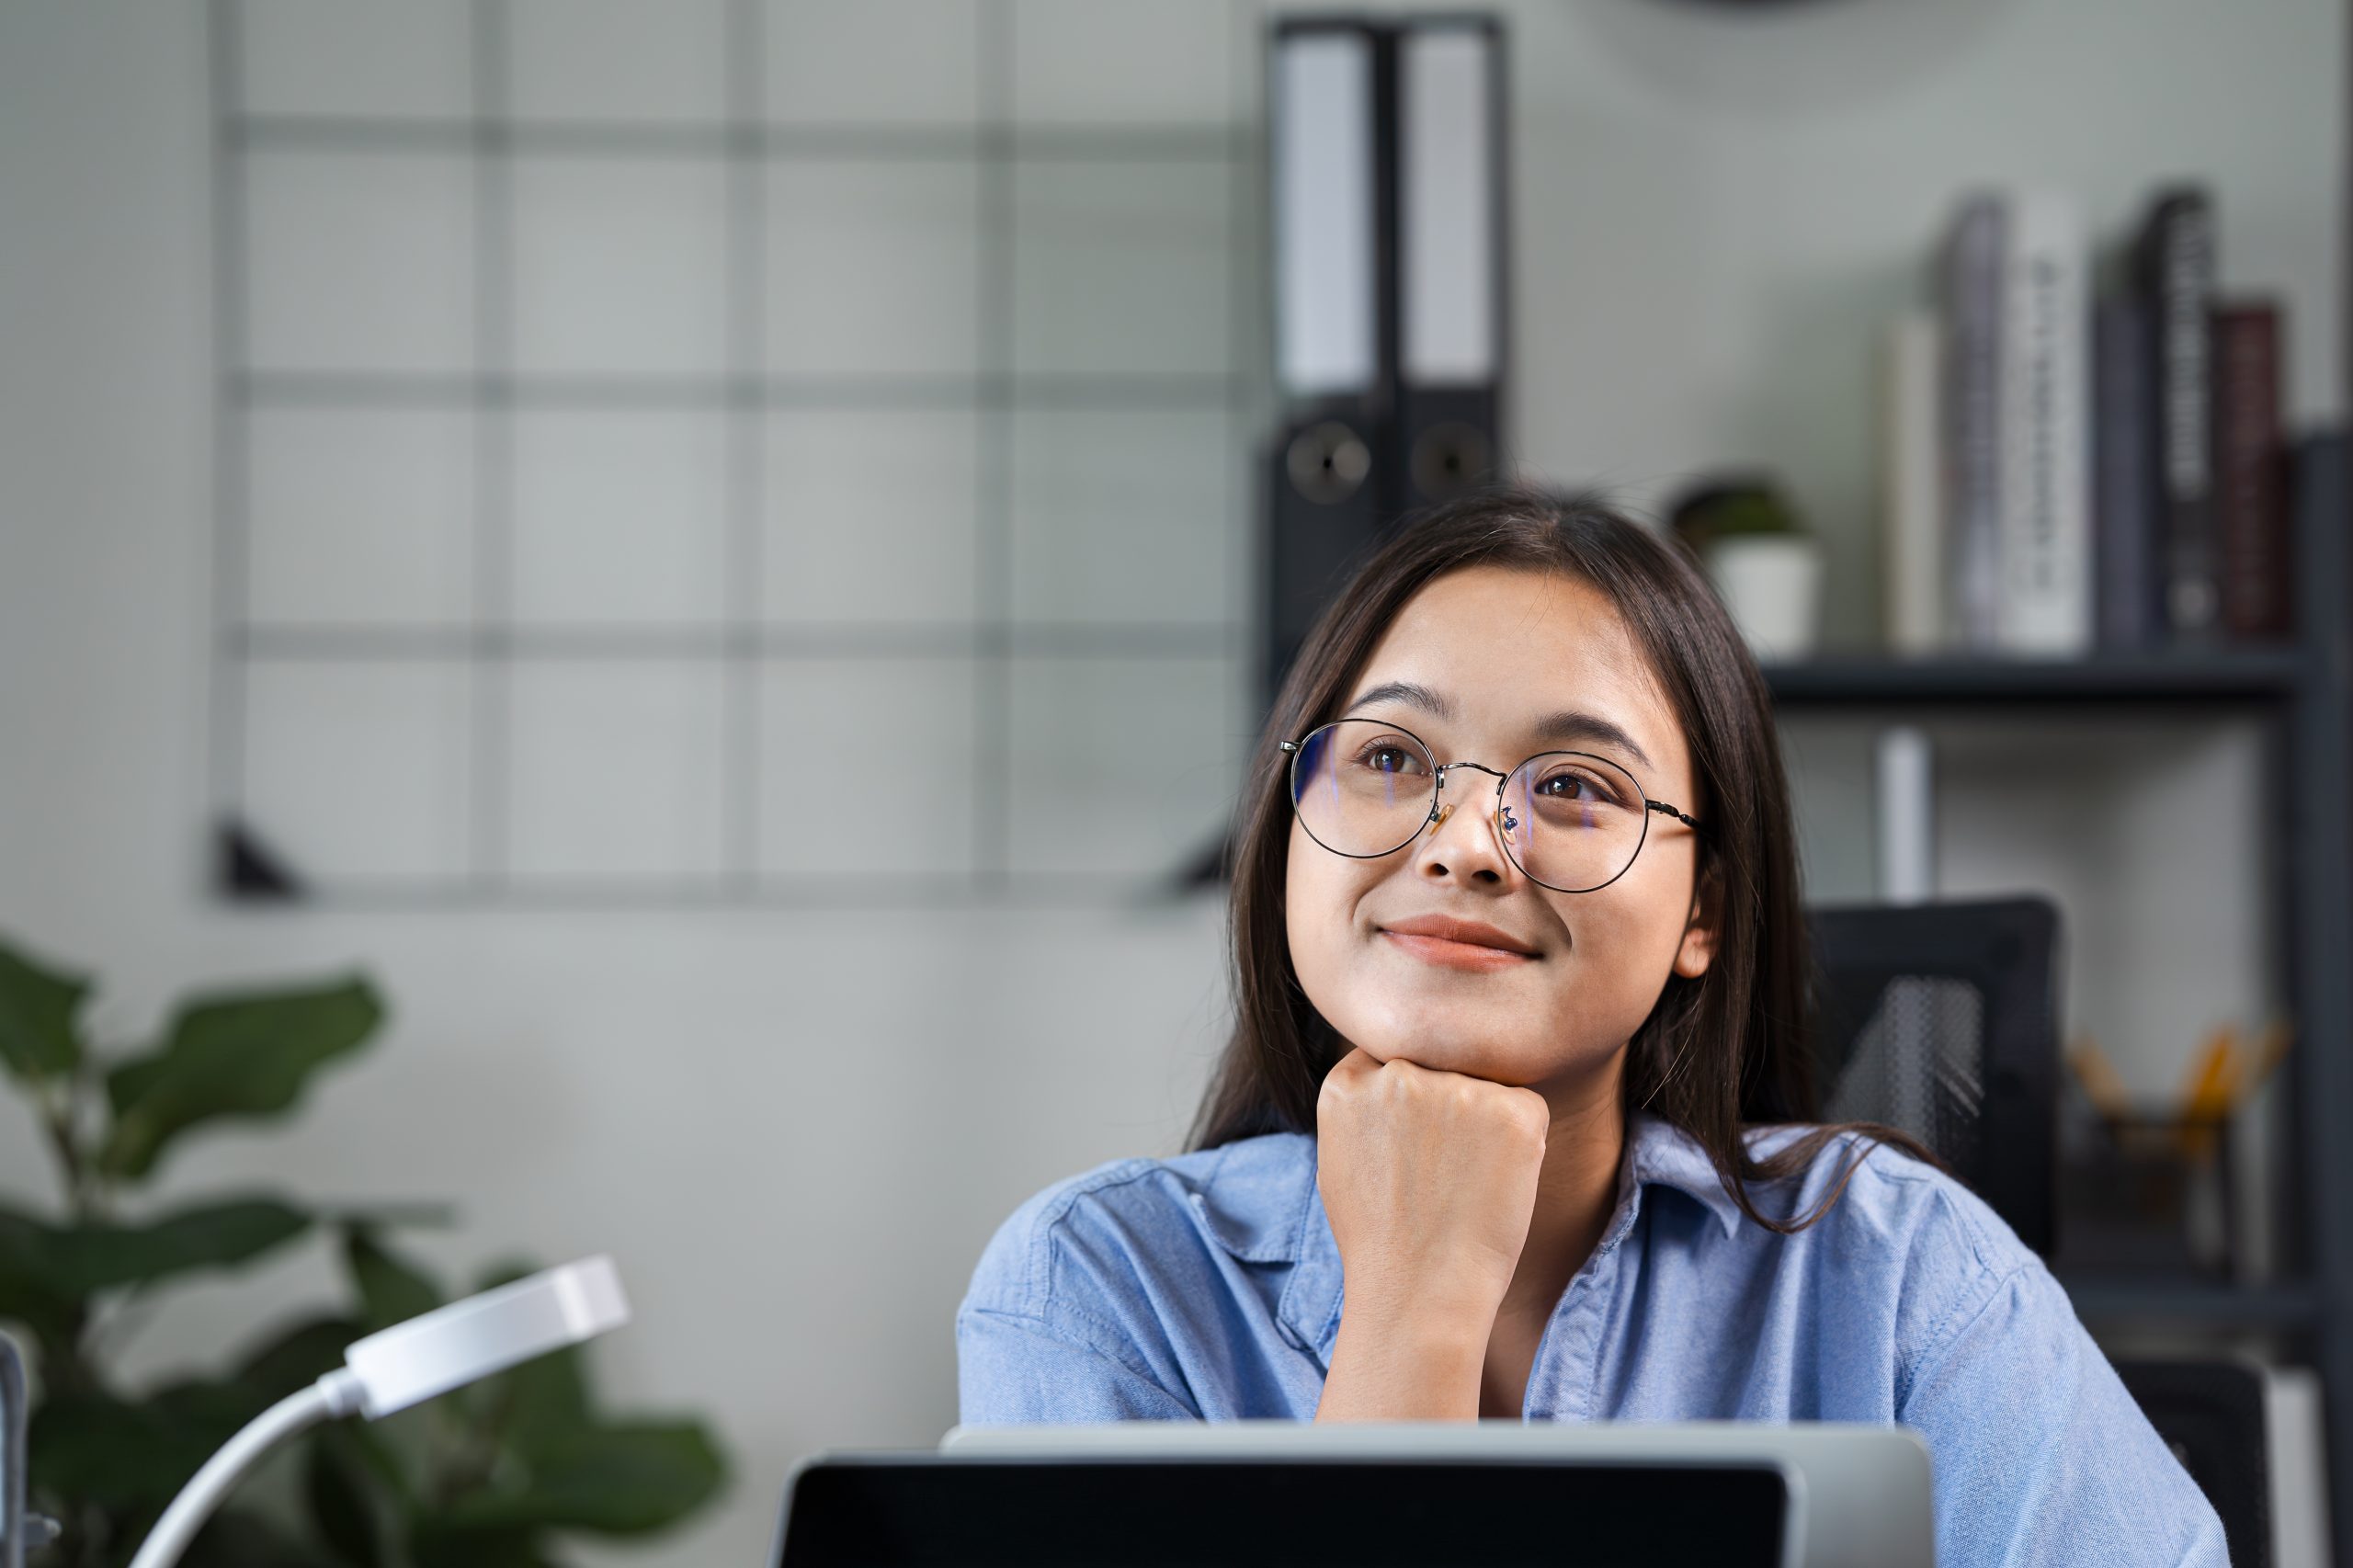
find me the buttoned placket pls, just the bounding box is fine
[1518,1148,1649,1421]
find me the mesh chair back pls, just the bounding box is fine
[1806,898,2061,1256]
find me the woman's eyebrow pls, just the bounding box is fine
[1342,680,1454,722]
[1344,682,1655,772]
[1530,710,1654,772]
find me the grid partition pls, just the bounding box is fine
[207,0,1268,906]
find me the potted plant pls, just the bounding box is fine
[1667,476,1824,662]
[0,936,725,1567]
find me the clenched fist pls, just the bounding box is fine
[1313,1047,1552,1420]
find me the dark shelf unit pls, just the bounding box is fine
[1761,647,2304,707]
[1756,436,2353,1555]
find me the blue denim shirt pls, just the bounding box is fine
[958,1113,2227,1568]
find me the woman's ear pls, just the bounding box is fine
[1672,856,1722,979]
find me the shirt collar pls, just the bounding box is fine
[1625,1111,1749,1239]
[1199,1113,1746,1363]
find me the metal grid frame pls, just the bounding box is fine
[205,0,1267,909]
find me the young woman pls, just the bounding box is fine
[957,489,2224,1566]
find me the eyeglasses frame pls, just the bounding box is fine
[1278,717,1705,893]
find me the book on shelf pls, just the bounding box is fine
[2135,187,2222,641]
[2215,301,2289,640]
[2094,294,2160,649]
[1937,195,2006,651]
[1995,191,2093,654]
[1880,312,1943,655]
[1926,190,2093,656]
[1884,182,2295,663]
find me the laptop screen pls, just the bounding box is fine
[777,1456,1790,1566]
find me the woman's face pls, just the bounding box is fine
[1284,565,1715,1097]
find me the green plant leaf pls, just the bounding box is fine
[304,1426,386,1568]
[0,1197,308,1344]
[181,1506,334,1568]
[315,1199,459,1233]
[28,1389,247,1512]
[52,1197,311,1295]
[343,1226,442,1332]
[0,935,88,1086]
[0,1204,79,1342]
[146,1372,281,1431]
[98,974,384,1181]
[234,1311,364,1401]
[472,1255,541,1294]
[404,1519,565,1568]
[443,1422,726,1537]
[494,1344,592,1461]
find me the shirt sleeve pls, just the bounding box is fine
[956,1304,1200,1423]
[1898,1260,2230,1568]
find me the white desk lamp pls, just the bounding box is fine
[126,1255,628,1568]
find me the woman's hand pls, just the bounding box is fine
[1312,1047,1550,1420]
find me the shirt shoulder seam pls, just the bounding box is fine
[1018,1156,1170,1312]
[1830,1149,2034,1413]
[1894,1188,2036,1410]
[1862,1152,2016,1275]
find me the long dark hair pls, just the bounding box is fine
[1189,486,1937,1234]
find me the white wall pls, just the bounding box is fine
[1,2,2339,1565]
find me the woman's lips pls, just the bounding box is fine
[1381,930,1537,971]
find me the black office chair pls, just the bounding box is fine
[2111,1358,2278,1568]
[1806,896,2061,1256]
[1807,896,2289,1567]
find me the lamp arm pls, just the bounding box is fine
[120,1256,626,1568]
[127,1370,363,1568]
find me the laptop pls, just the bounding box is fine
[776,1421,1932,1566]
[934,1423,1936,1568]
[775,1447,1799,1566]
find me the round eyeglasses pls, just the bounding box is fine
[1279,718,1704,893]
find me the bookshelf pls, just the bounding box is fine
[1761,647,2303,708]
[1762,433,2353,1545]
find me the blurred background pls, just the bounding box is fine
[0,0,2344,1564]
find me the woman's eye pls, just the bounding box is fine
[1349,740,1427,776]
[1535,770,1615,804]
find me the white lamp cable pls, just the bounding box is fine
[124,1255,628,1568]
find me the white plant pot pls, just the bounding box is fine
[1705,535,1823,664]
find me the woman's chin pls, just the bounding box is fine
[1349,1029,1554,1087]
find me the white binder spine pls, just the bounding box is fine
[1272,31,1377,401]
[1398,27,1496,388]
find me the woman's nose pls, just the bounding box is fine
[1414,788,1518,886]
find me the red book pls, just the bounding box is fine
[2213,301,2290,640]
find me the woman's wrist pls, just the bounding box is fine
[1337,1261,1511,1332]
[1314,1295,1492,1421]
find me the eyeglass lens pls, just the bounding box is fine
[1288,718,1651,892]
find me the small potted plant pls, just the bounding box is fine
[1667,476,1823,663]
